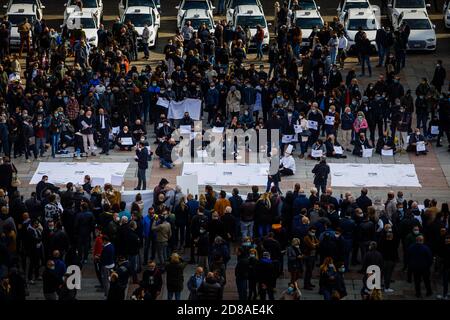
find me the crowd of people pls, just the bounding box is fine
[0,177,450,301]
[0,0,448,301]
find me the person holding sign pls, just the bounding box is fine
[324,105,340,136]
[325,134,347,159]
[156,119,174,141]
[309,139,326,161]
[306,103,324,146]
[376,131,396,155]
[353,133,371,157]
[407,128,428,156]
[296,112,310,159]
[116,126,134,151]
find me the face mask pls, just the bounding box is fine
[243,242,251,247]
[115,217,120,222]
[287,287,294,294]
[309,231,315,237]
[413,230,420,235]
[244,111,249,116]
[329,109,333,113]
[358,116,363,120]
[305,86,309,89]
[249,254,256,258]
[288,113,292,117]
[200,229,205,234]
[339,267,345,273]
[328,264,334,269]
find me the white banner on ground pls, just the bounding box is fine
[182,162,269,186]
[329,163,421,187]
[168,98,202,120]
[30,162,130,185]
[381,149,394,156]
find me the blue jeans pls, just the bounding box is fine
[256,41,263,59]
[168,291,181,300]
[35,137,45,156]
[160,158,173,169]
[330,48,338,65]
[300,140,308,155]
[236,277,248,300]
[51,133,60,157]
[258,224,271,238]
[361,55,372,76]
[240,221,254,239]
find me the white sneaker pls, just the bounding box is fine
[384,288,394,293]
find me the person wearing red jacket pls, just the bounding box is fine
[93,228,104,290]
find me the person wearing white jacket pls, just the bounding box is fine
[279,150,296,176]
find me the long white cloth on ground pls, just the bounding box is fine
[182,162,270,186]
[329,163,421,187]
[168,98,202,120]
[30,162,130,185]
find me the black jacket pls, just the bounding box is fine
[312,162,330,185]
[197,278,222,300]
[135,147,149,170]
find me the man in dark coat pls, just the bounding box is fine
[431,60,446,93]
[312,158,330,195]
[407,235,433,298]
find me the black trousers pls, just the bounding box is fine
[413,269,432,296]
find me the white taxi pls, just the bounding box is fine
[176,0,215,29]
[343,8,380,52]
[121,6,160,48]
[292,10,324,47]
[394,9,436,51]
[179,8,215,33]
[63,0,103,26]
[4,0,45,47]
[228,5,270,49]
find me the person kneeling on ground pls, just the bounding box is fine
[376,130,396,154]
[407,128,428,156]
[325,134,347,159]
[279,149,296,176]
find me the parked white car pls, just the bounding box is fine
[121,6,160,48]
[387,0,430,25]
[225,0,262,24]
[343,8,380,52]
[337,0,377,21]
[287,0,320,24]
[176,0,215,29]
[64,10,99,47]
[118,0,160,24]
[63,0,103,26]
[443,0,450,29]
[227,4,270,49]
[394,9,436,51]
[4,0,45,47]
[179,8,215,33]
[292,9,324,47]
